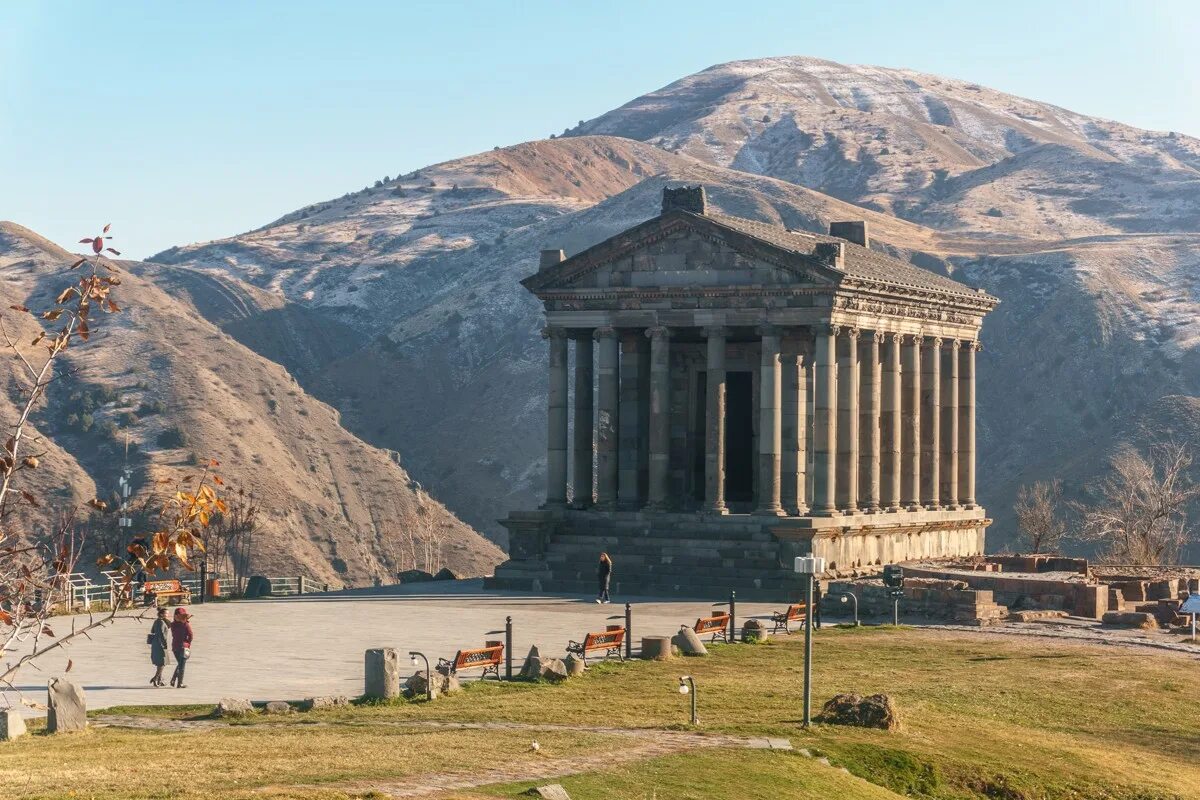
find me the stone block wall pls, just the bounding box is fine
[826,578,1007,625]
[902,565,1109,619]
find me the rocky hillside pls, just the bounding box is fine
[150,58,1199,552]
[0,222,503,585]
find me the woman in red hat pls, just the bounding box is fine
[168,607,194,688]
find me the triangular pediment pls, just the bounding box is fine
[524,212,841,293]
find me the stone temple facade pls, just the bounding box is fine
[491,187,999,599]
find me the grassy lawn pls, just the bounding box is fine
[2,627,1197,800]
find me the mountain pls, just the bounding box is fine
[150,57,1200,552]
[0,222,503,585]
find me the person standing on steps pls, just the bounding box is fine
[595,552,613,604]
[148,607,170,686]
[168,607,193,688]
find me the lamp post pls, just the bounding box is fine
[794,556,826,728]
[678,675,697,725]
[830,591,859,626]
[409,651,432,701]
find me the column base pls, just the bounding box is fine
[863,504,882,514]
[704,505,730,516]
[885,505,903,513]
[753,506,786,517]
[924,503,942,511]
[595,501,618,512]
[540,501,567,510]
[792,505,810,517]
[905,503,922,512]
[810,506,841,518]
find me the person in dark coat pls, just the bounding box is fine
[149,607,170,686]
[596,552,613,604]
[168,607,193,688]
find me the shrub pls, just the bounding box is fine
[157,426,188,449]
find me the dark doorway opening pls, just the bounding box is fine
[725,371,754,503]
[692,371,706,503]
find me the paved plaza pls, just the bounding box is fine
[3,581,781,714]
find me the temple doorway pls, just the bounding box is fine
[725,371,754,504]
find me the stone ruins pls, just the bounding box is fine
[492,186,999,599]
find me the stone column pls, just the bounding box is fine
[921,336,942,510]
[861,332,882,512]
[645,326,671,509]
[781,350,808,515]
[881,333,902,512]
[836,328,860,514]
[618,330,643,509]
[543,327,569,507]
[812,326,838,516]
[755,325,784,515]
[941,340,961,510]
[703,326,728,515]
[901,335,921,511]
[960,341,978,509]
[572,333,594,507]
[594,327,620,509]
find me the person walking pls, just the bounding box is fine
[168,607,193,688]
[148,607,170,686]
[595,552,613,604]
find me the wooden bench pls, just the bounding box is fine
[692,612,731,643]
[566,627,625,665]
[771,602,806,634]
[143,579,191,607]
[437,643,503,680]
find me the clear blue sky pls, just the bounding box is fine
[2,0,1197,259]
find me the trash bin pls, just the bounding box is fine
[206,579,221,599]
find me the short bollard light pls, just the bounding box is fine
[678,675,697,725]
[409,651,432,702]
[832,591,860,626]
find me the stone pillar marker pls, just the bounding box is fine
[618,330,643,508]
[645,326,671,509]
[901,335,921,511]
[364,648,401,699]
[881,333,902,512]
[0,707,26,741]
[942,340,961,509]
[960,342,978,509]
[812,325,839,516]
[921,337,942,510]
[781,350,808,516]
[47,677,86,733]
[594,327,620,509]
[756,325,784,515]
[703,326,728,515]
[543,327,569,507]
[861,332,882,512]
[572,333,594,507]
[836,328,860,514]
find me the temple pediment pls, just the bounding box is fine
[524,212,841,294]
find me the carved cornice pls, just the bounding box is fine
[833,294,984,326]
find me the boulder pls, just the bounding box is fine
[0,708,27,741]
[540,658,569,682]
[47,678,86,733]
[263,701,292,715]
[817,693,900,731]
[364,648,401,699]
[1102,611,1159,630]
[433,567,461,581]
[741,618,768,642]
[404,670,462,699]
[214,698,255,718]
[672,626,708,657]
[302,695,350,711]
[523,785,572,799]
[641,636,673,661]
[397,569,434,584]
[519,645,544,680]
[563,653,586,677]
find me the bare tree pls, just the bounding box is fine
[1075,442,1200,565]
[204,489,259,591]
[1013,479,1067,554]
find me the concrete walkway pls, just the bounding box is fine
[2,581,780,714]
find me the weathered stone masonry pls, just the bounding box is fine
[491,187,999,599]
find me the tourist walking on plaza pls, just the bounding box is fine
[168,607,193,688]
[148,607,170,686]
[596,552,613,604]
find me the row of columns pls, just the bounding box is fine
[544,324,977,517]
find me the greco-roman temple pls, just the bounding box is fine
[491,186,999,599]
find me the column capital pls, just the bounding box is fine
[891,332,905,345]
[645,325,670,341]
[949,339,962,351]
[782,352,805,367]
[924,335,943,348]
[756,323,782,338]
[845,327,861,340]
[542,326,568,340]
[593,326,618,341]
[969,340,983,352]
[702,325,729,339]
[871,331,885,344]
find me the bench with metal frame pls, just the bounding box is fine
[437,643,504,680]
[692,612,732,643]
[771,602,807,634]
[566,627,625,665]
[143,579,191,607]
